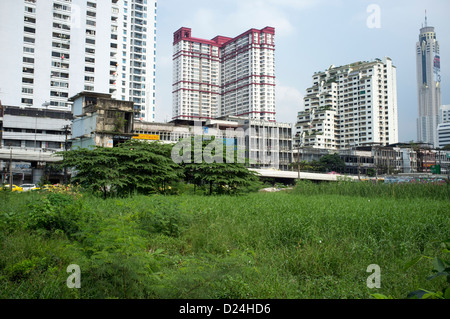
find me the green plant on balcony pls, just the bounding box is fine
[113,116,128,133]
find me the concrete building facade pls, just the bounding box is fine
[70,92,135,148]
[295,57,399,151]
[440,105,450,123]
[0,0,157,122]
[437,122,450,149]
[416,18,441,147]
[172,27,276,122]
[0,103,72,184]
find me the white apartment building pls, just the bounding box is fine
[172,27,276,122]
[295,57,399,150]
[440,105,450,123]
[416,18,441,147]
[0,0,157,122]
[437,122,450,148]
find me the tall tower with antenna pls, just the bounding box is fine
[416,11,441,147]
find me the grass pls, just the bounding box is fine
[0,182,448,299]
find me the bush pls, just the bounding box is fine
[137,197,192,238]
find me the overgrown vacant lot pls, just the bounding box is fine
[0,182,448,299]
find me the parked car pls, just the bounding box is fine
[1,184,23,192]
[41,184,56,191]
[21,184,38,192]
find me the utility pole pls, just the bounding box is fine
[357,151,361,181]
[63,124,70,185]
[296,134,301,180]
[9,145,12,191]
[296,131,306,180]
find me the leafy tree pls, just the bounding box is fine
[61,146,123,199]
[367,168,376,177]
[59,140,183,198]
[114,140,183,195]
[319,154,345,173]
[308,160,325,172]
[177,137,260,195]
[289,160,313,172]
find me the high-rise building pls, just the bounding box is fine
[440,105,450,124]
[295,57,399,150]
[416,14,441,147]
[172,27,276,122]
[0,0,157,122]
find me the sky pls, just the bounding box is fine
[154,0,450,143]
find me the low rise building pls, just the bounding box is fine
[70,92,135,148]
[0,102,72,184]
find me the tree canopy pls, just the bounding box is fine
[178,137,260,195]
[318,154,345,173]
[60,137,261,198]
[60,140,182,198]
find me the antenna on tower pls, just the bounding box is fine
[425,10,428,27]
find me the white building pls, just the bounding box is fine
[295,57,399,150]
[133,117,292,171]
[440,105,450,123]
[437,123,450,149]
[0,0,157,122]
[172,27,276,122]
[416,17,441,147]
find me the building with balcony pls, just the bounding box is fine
[437,122,450,149]
[0,0,157,122]
[172,27,276,122]
[295,57,399,151]
[70,92,134,148]
[0,101,72,184]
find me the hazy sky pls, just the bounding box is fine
[154,0,450,142]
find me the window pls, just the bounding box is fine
[24,16,36,23]
[4,140,22,147]
[23,46,34,53]
[24,37,35,44]
[21,98,33,105]
[50,91,68,98]
[23,67,34,74]
[23,57,34,63]
[22,87,33,94]
[22,77,34,84]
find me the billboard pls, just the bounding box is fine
[434,55,441,82]
[132,134,160,141]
